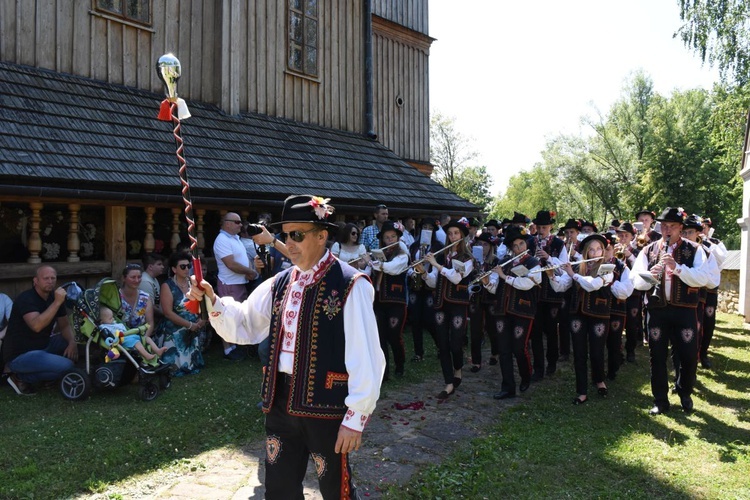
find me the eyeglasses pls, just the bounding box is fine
[283,228,319,242]
[224,219,242,224]
[178,263,192,270]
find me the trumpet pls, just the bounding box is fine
[347,240,401,265]
[468,250,529,294]
[409,239,461,269]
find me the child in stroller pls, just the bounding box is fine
[99,306,166,363]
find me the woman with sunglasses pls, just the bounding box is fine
[371,221,409,381]
[154,251,206,376]
[331,223,369,271]
[119,263,154,338]
[417,219,474,400]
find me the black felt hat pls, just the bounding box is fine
[635,209,656,220]
[580,233,609,250]
[503,226,527,246]
[656,207,686,224]
[532,210,556,226]
[562,218,582,231]
[443,219,470,237]
[615,222,636,235]
[683,214,703,231]
[511,211,530,224]
[580,220,598,232]
[269,195,339,230]
[483,219,502,229]
[475,232,496,245]
[377,220,403,239]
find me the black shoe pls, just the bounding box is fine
[453,377,462,388]
[411,354,423,362]
[597,386,609,396]
[223,348,246,361]
[680,395,694,413]
[489,357,499,366]
[437,388,454,400]
[493,391,516,400]
[700,356,712,369]
[545,365,557,376]
[559,354,569,362]
[649,405,669,416]
[519,381,530,392]
[470,365,481,373]
[530,372,543,382]
[671,384,680,394]
[7,374,36,396]
[572,396,587,405]
[626,352,635,363]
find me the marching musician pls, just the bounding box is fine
[635,209,661,244]
[558,218,584,362]
[418,219,474,400]
[549,233,614,405]
[406,218,443,362]
[698,216,727,368]
[632,207,710,415]
[467,232,501,372]
[484,227,541,400]
[482,219,504,259]
[603,233,634,381]
[614,222,642,363]
[530,210,568,380]
[371,221,410,382]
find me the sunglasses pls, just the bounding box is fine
[351,231,359,236]
[178,263,192,270]
[282,228,319,242]
[224,219,243,224]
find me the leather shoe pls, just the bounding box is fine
[489,357,499,366]
[700,356,712,369]
[597,386,608,396]
[680,395,694,413]
[519,381,530,392]
[572,396,587,405]
[649,405,669,416]
[437,388,454,400]
[453,377,462,388]
[470,365,481,373]
[493,391,516,400]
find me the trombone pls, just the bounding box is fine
[409,239,461,269]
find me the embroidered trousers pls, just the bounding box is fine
[434,302,467,384]
[531,301,561,374]
[570,313,608,397]
[375,301,406,377]
[494,314,534,394]
[407,290,436,358]
[625,290,644,356]
[700,292,718,360]
[607,314,625,377]
[468,300,497,365]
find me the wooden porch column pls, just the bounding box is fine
[170,207,182,252]
[196,208,206,257]
[27,202,43,264]
[67,204,81,262]
[143,207,156,254]
[105,206,127,278]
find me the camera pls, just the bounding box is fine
[245,223,264,236]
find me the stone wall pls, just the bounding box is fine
[719,269,740,315]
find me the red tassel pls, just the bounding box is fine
[185,299,200,315]
[157,100,173,121]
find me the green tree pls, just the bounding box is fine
[677,0,750,85]
[430,112,493,211]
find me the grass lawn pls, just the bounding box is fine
[394,313,750,499]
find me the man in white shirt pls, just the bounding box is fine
[190,195,384,499]
[213,212,258,360]
[138,253,165,318]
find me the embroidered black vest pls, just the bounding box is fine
[539,236,565,303]
[470,256,499,306]
[609,259,627,317]
[434,252,473,308]
[702,239,719,294]
[504,255,540,319]
[568,271,612,319]
[261,258,367,419]
[646,239,700,308]
[378,270,407,304]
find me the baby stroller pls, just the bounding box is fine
[60,278,171,401]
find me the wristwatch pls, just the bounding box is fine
[268,238,276,248]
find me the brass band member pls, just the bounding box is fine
[486,227,541,400]
[418,220,474,400]
[468,232,501,372]
[614,222,642,363]
[699,216,727,368]
[558,218,583,362]
[371,221,410,381]
[603,233,634,381]
[406,218,443,362]
[632,207,709,415]
[530,210,567,380]
[550,234,614,405]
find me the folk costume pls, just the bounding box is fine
[371,221,410,381]
[558,218,583,362]
[422,220,474,398]
[206,195,385,499]
[551,234,614,403]
[632,207,709,414]
[530,210,568,378]
[616,222,644,362]
[406,220,443,361]
[468,232,501,370]
[488,227,541,399]
[605,242,634,380]
[699,217,727,368]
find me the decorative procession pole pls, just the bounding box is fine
[156,53,204,315]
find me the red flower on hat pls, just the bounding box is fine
[308,196,334,220]
[550,211,557,217]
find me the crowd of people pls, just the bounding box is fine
[0,194,730,498]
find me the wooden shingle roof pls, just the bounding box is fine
[0,62,478,215]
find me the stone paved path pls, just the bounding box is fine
[81,356,527,499]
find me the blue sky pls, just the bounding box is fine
[429,0,720,194]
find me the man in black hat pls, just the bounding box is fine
[698,216,727,368]
[189,195,385,499]
[530,210,568,379]
[632,207,709,415]
[614,222,643,362]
